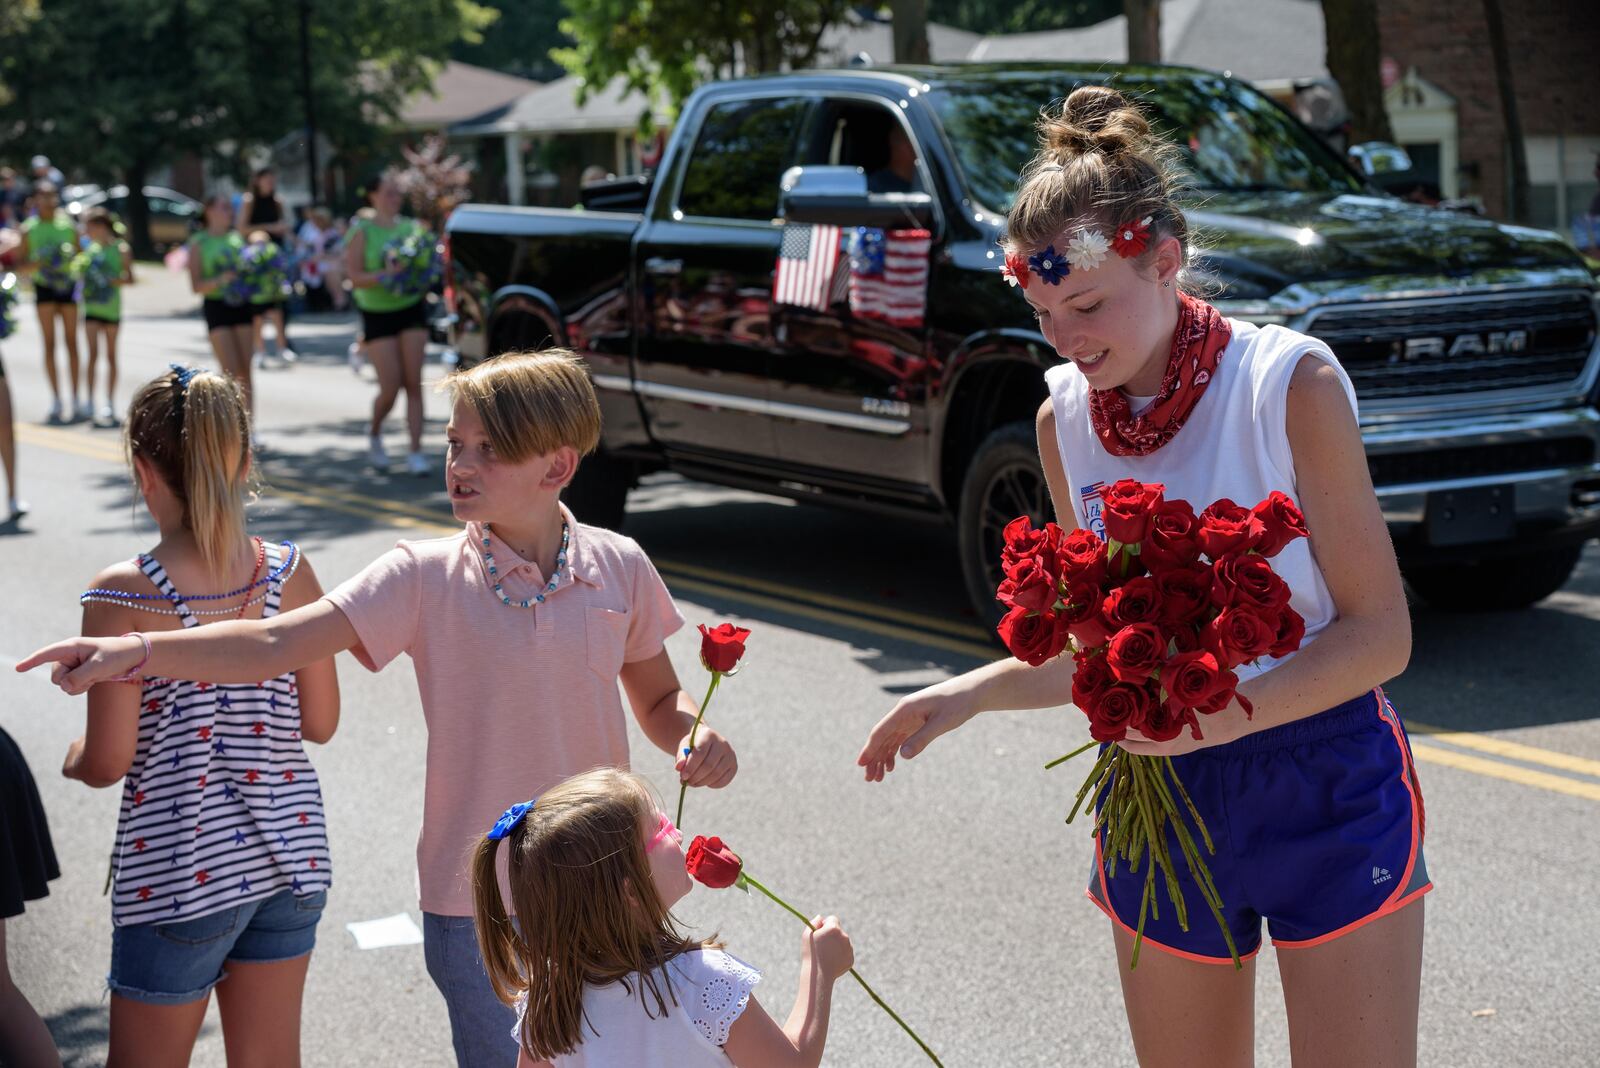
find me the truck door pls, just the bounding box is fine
[632,95,811,468]
[768,96,939,500]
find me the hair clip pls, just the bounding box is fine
[169,363,200,391]
[487,798,537,840]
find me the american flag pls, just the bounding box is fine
[773,223,842,311]
[847,227,931,328]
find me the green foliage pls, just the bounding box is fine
[928,0,1121,34]
[451,0,569,81]
[553,0,852,125]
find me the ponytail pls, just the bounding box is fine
[125,367,253,580]
[471,834,525,1008]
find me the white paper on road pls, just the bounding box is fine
[346,912,424,950]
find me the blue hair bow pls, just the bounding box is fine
[487,798,537,840]
[169,363,200,391]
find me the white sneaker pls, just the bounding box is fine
[6,498,27,519]
[279,347,298,364]
[45,400,64,424]
[95,405,117,427]
[368,435,390,470]
[74,400,93,423]
[406,451,430,477]
[347,341,364,374]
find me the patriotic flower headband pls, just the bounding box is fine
[1001,216,1153,289]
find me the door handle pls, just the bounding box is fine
[643,256,683,276]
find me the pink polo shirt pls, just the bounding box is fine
[324,506,685,915]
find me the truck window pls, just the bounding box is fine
[806,101,925,195]
[678,97,809,222]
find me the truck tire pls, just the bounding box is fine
[564,450,633,531]
[1402,544,1585,612]
[958,421,1051,630]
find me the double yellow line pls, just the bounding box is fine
[18,422,1600,803]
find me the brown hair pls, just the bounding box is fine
[125,368,253,580]
[471,768,708,1061]
[84,207,115,234]
[440,349,602,465]
[1003,85,1189,274]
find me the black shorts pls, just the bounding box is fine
[85,313,120,326]
[35,284,76,305]
[203,299,255,331]
[360,300,427,342]
[251,298,287,319]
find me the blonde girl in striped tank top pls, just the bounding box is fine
[60,366,339,1066]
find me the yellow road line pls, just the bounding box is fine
[1409,741,1600,802]
[1408,721,1600,781]
[22,420,1600,802]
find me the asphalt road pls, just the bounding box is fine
[2,268,1597,1067]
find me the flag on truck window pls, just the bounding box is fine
[846,227,931,328]
[773,223,843,311]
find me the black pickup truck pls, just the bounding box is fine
[445,63,1600,624]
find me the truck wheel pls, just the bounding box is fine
[1402,544,1585,612]
[958,421,1051,630]
[563,450,634,531]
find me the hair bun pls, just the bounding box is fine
[1040,85,1151,162]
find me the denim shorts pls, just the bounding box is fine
[108,887,327,1005]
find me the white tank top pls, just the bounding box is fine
[1045,320,1358,682]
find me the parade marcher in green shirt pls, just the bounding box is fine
[80,208,134,426]
[237,168,296,367]
[344,172,431,475]
[18,181,84,424]
[189,192,258,436]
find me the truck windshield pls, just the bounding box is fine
[927,71,1365,213]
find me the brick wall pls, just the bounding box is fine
[1378,0,1600,219]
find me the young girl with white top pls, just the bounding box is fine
[473,767,854,1068]
[859,86,1429,1067]
[64,365,338,1066]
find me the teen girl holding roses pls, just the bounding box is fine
[859,86,1429,1068]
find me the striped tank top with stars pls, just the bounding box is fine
[110,541,331,927]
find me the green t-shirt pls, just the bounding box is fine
[350,216,424,314]
[22,214,79,288]
[82,241,125,320]
[190,230,244,285]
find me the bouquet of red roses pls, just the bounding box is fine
[996,478,1309,967]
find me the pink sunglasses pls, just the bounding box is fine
[646,810,681,853]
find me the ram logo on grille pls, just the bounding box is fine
[1399,330,1530,360]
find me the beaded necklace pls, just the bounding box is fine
[81,540,297,603]
[79,542,301,617]
[481,520,568,608]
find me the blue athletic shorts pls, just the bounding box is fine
[107,887,326,1004]
[1087,688,1430,964]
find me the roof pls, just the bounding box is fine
[814,11,983,66]
[454,75,669,136]
[398,61,542,130]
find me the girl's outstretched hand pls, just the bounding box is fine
[856,680,978,782]
[15,635,145,696]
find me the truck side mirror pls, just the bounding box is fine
[778,165,935,229]
[1348,142,1413,177]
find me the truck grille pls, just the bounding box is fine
[1303,290,1596,402]
[1367,436,1596,486]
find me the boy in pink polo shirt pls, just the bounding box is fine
[21,350,739,1068]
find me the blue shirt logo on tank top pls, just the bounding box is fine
[1080,482,1107,541]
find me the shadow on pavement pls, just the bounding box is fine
[46,1003,108,1068]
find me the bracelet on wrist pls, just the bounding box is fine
[108,632,152,684]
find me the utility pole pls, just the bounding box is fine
[298,0,319,204]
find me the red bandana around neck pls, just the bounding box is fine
[1087,291,1232,456]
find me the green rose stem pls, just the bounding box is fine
[674,671,721,828]
[737,871,946,1067]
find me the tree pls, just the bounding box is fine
[554,0,852,123]
[1319,0,1394,144]
[1124,0,1159,62]
[928,0,1120,34]
[0,0,493,255]
[450,0,569,81]
[892,0,931,64]
[394,134,475,231]
[1480,0,1527,221]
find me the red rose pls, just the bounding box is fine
[1070,650,1116,710]
[1268,604,1306,658]
[998,606,1070,666]
[1082,681,1153,742]
[1106,623,1166,683]
[1133,693,1191,742]
[1141,499,1202,572]
[1057,528,1109,586]
[1060,582,1112,648]
[1252,491,1309,558]
[685,835,744,889]
[1101,576,1164,629]
[1001,515,1059,570]
[1100,479,1166,545]
[698,623,752,674]
[1156,565,1212,627]
[997,554,1059,614]
[1210,553,1291,611]
[1192,663,1248,718]
[1159,650,1226,709]
[1197,498,1266,559]
[1202,604,1276,669]
[1167,625,1202,654]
